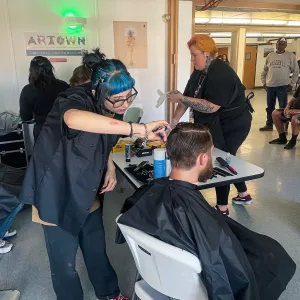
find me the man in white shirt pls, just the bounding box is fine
[260,37,299,131]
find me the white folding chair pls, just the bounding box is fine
[0,290,20,300]
[123,107,143,124]
[116,216,208,300]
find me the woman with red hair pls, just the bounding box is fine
[168,35,253,216]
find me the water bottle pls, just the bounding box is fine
[165,154,171,177]
[153,148,166,178]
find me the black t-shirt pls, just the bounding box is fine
[184,59,247,126]
[19,79,69,124]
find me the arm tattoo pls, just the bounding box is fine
[181,97,214,113]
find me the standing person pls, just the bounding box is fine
[69,65,92,86]
[222,54,230,65]
[19,56,69,141]
[19,49,168,300]
[260,37,299,131]
[168,35,252,216]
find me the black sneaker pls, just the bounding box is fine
[259,125,273,131]
[284,141,296,150]
[269,138,287,145]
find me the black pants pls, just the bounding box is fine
[215,112,252,205]
[43,209,120,300]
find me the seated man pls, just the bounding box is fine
[117,123,295,300]
[269,86,300,149]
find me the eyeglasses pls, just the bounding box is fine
[105,87,138,108]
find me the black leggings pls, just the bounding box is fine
[43,209,120,300]
[215,114,252,205]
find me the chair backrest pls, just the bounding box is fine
[123,107,143,124]
[116,216,208,300]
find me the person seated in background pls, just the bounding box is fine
[69,65,92,86]
[19,56,69,141]
[117,123,296,300]
[269,84,300,149]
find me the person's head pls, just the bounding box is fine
[29,56,56,88]
[222,54,228,61]
[69,65,92,86]
[276,37,287,53]
[217,55,223,60]
[187,35,218,71]
[166,123,214,182]
[82,48,137,115]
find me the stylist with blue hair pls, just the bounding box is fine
[19,49,167,300]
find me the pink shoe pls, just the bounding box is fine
[232,194,252,205]
[214,205,229,216]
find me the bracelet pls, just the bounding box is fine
[141,123,148,144]
[128,121,133,137]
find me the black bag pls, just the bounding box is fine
[0,163,25,223]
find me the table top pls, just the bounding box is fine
[112,148,265,190]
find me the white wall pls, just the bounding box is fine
[177,0,193,122]
[1,0,99,113]
[1,0,192,124]
[97,0,168,123]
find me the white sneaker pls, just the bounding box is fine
[0,240,13,254]
[4,229,17,240]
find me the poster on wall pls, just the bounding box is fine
[113,21,148,69]
[263,48,274,58]
[24,33,88,56]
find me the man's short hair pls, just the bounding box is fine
[166,123,213,170]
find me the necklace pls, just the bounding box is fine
[194,73,206,98]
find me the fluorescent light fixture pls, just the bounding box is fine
[261,33,282,37]
[210,18,251,24]
[210,32,232,37]
[195,18,210,24]
[246,33,262,37]
[287,21,300,26]
[251,19,287,25]
[285,33,300,37]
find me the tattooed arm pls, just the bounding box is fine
[168,91,220,114]
[181,96,220,113]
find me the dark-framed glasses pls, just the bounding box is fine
[105,87,138,108]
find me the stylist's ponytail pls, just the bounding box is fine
[82,48,107,71]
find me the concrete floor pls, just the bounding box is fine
[0,88,300,300]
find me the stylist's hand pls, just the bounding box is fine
[168,90,183,103]
[100,169,117,194]
[145,121,170,142]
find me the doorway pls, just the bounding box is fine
[243,45,257,89]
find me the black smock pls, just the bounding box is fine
[19,79,69,141]
[184,59,252,152]
[19,82,119,236]
[116,178,296,300]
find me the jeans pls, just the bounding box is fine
[43,208,120,300]
[266,86,288,127]
[0,203,23,239]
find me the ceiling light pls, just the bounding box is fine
[251,19,287,25]
[209,18,251,25]
[287,21,300,26]
[195,18,210,24]
[246,33,262,37]
[210,32,232,37]
[261,33,282,37]
[285,33,300,37]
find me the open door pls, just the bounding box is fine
[243,46,257,89]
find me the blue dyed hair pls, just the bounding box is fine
[82,48,135,103]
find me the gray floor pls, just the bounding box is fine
[1,88,300,300]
